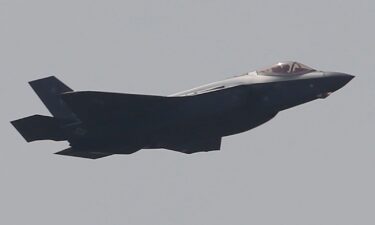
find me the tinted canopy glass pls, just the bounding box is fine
[257,62,316,76]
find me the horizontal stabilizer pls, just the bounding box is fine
[11,115,65,142]
[55,148,112,159]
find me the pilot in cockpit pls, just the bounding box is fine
[272,63,290,74]
[258,61,316,76]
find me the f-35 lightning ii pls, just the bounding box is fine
[11,61,354,159]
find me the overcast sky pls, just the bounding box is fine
[1,0,374,224]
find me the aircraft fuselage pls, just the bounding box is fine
[11,61,354,158]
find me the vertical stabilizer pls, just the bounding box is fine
[29,76,78,123]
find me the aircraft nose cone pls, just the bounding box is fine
[323,72,355,92]
[324,72,355,83]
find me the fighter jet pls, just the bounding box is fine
[11,61,354,159]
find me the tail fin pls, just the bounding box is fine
[29,76,78,123]
[11,115,66,142]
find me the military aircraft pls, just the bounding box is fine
[11,61,354,159]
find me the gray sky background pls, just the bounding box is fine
[1,0,374,224]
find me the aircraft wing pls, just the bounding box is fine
[60,91,185,123]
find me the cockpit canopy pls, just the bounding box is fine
[257,61,316,76]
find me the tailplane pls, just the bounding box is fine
[11,115,66,142]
